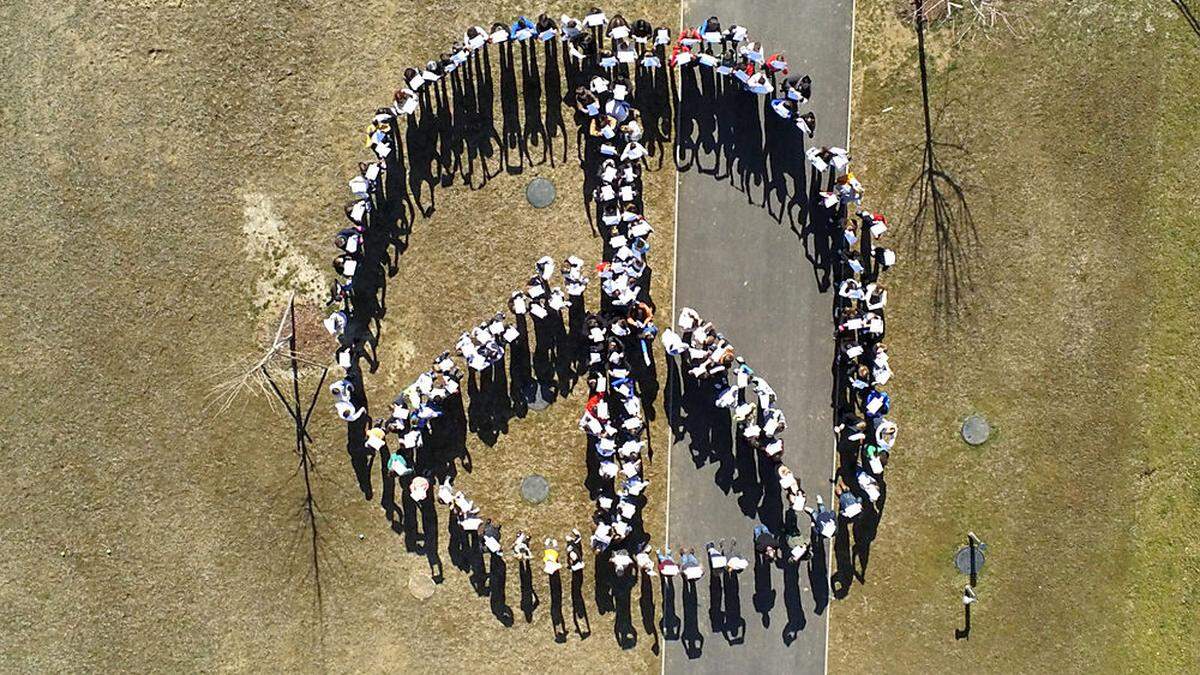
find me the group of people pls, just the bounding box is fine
[326,153,388,374]
[831,198,898,525]
[316,5,898,631]
[455,314,519,373]
[571,310,653,574]
[563,31,668,581]
[508,255,588,322]
[373,353,466,494]
[659,308,819,556]
[671,16,817,136]
[572,43,660,360]
[662,308,790,463]
[391,256,595,545]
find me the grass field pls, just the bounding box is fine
[0,1,672,671]
[830,0,1200,671]
[3,0,1198,671]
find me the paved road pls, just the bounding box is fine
[664,1,855,673]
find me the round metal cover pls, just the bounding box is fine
[521,381,554,411]
[408,569,436,600]
[961,414,991,446]
[954,544,986,575]
[521,475,550,504]
[526,177,556,208]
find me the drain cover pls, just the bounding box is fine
[961,414,991,446]
[526,177,556,208]
[521,475,550,504]
[954,544,986,575]
[408,569,436,599]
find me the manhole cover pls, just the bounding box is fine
[961,414,991,446]
[521,381,555,411]
[954,544,986,575]
[408,569,436,600]
[526,177,556,208]
[521,475,550,504]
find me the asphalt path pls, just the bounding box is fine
[663,1,855,673]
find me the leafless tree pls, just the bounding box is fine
[903,0,1027,44]
[204,298,326,417]
[906,0,981,319]
[207,296,330,639]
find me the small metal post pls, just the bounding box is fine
[967,532,980,586]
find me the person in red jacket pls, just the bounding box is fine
[670,41,695,67]
[765,51,789,75]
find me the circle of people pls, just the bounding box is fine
[317,6,892,593]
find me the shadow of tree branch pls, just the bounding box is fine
[1172,0,1200,41]
[906,0,982,321]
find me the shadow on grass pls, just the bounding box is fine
[1172,0,1200,41]
[908,0,981,321]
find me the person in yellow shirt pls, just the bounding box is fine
[543,538,562,575]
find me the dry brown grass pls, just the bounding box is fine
[830,0,1200,670]
[0,1,673,671]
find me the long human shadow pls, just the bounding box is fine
[421,499,444,583]
[433,77,461,187]
[639,572,661,655]
[781,560,807,645]
[470,47,504,187]
[447,60,478,188]
[571,568,592,638]
[490,554,514,626]
[550,570,568,642]
[752,551,777,628]
[519,559,538,623]
[808,536,830,616]
[613,575,638,649]
[707,567,725,635]
[498,41,529,173]
[680,578,704,659]
[635,48,674,168]
[407,92,441,218]
[722,571,747,645]
[519,39,553,167]
[831,484,887,600]
[541,38,570,165]
[659,575,681,640]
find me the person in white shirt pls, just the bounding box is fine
[725,540,750,574]
[330,378,353,401]
[706,540,728,570]
[679,547,704,581]
[584,7,606,28]
[323,309,347,336]
[875,417,898,450]
[611,548,634,577]
[543,538,562,575]
[408,475,430,502]
[839,277,865,301]
[335,399,365,422]
[560,15,583,39]
[563,256,589,296]
[865,283,888,311]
